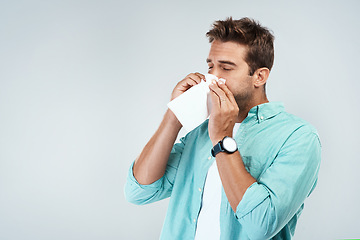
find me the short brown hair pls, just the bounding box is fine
[206,17,274,76]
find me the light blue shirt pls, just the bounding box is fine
[124,102,321,240]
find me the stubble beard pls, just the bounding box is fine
[234,91,253,113]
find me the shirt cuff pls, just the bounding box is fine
[126,161,164,190]
[235,182,270,219]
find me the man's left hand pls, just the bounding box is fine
[208,80,239,146]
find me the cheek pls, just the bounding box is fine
[221,71,242,85]
[224,77,252,95]
[224,80,236,94]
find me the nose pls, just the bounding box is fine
[209,68,220,78]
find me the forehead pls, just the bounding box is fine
[207,40,247,64]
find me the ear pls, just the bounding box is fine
[253,67,270,88]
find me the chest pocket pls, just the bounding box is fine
[242,156,266,180]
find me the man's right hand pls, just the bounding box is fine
[170,72,206,101]
[134,74,207,185]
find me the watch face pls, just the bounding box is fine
[222,137,238,152]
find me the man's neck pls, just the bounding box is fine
[235,97,269,123]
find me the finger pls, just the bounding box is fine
[217,81,237,106]
[194,72,205,81]
[209,81,230,107]
[178,78,196,90]
[186,73,203,85]
[177,75,199,92]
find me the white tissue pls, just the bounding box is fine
[167,74,221,132]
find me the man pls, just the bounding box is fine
[125,17,321,239]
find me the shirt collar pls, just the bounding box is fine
[247,102,285,123]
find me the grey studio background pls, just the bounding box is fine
[0,0,359,239]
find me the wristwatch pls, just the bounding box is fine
[211,136,238,157]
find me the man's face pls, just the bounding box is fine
[207,40,255,107]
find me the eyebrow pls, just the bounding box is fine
[206,58,237,66]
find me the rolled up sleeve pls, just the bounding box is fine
[235,127,321,239]
[124,136,186,205]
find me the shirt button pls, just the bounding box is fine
[208,156,212,160]
[198,188,202,192]
[260,116,264,120]
[193,218,196,223]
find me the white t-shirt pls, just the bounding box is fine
[194,123,241,240]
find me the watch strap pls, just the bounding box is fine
[211,141,223,157]
[211,136,238,157]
